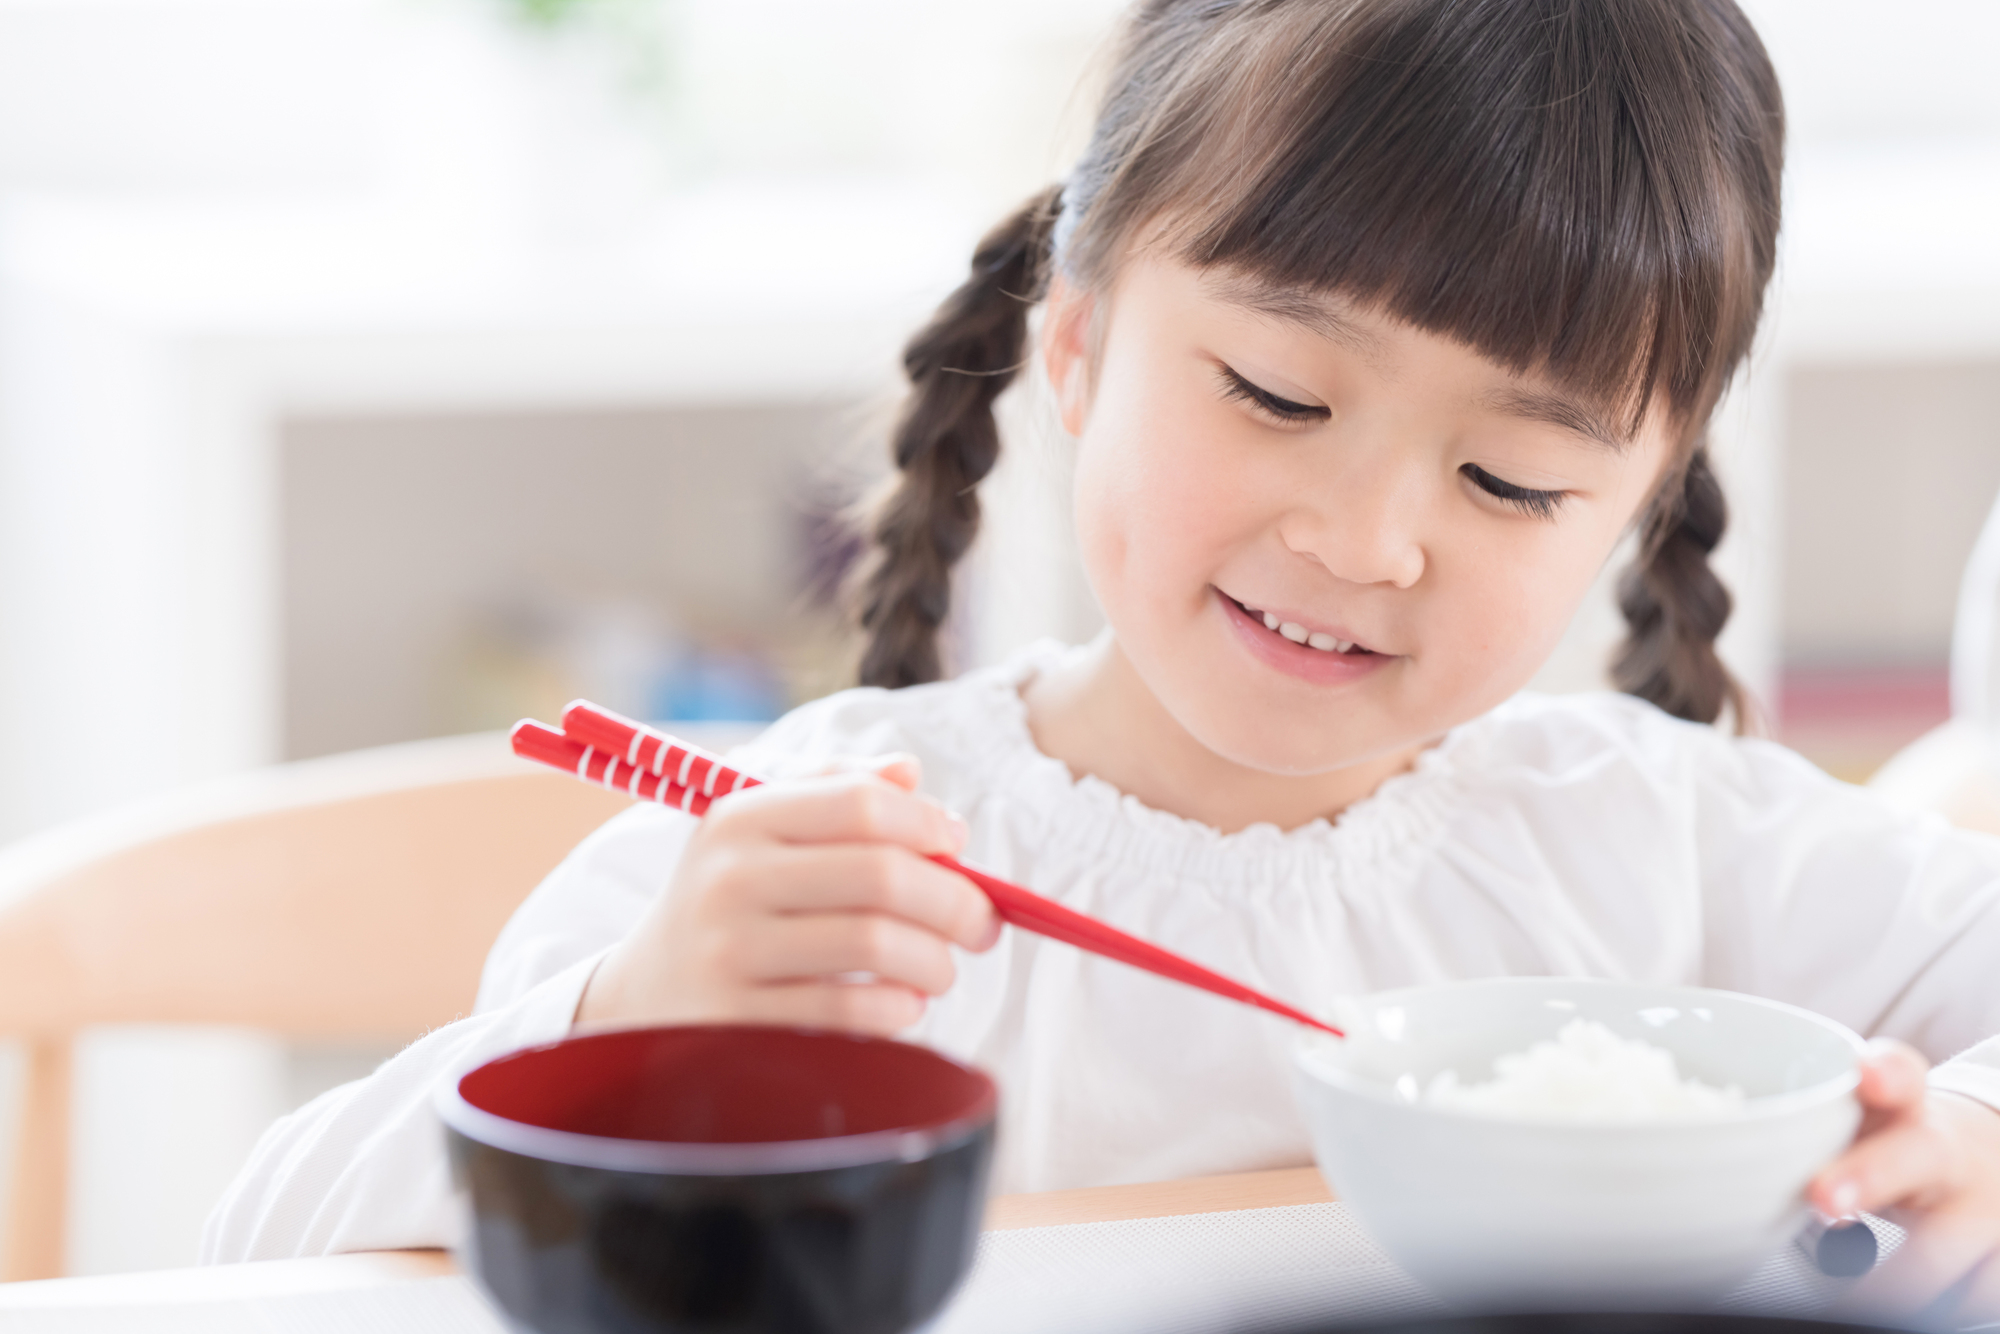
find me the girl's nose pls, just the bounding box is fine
[1276,462,1428,590]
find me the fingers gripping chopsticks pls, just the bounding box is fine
[510,701,1344,1038]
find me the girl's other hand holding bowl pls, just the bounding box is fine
[576,755,999,1036]
[1815,1038,2000,1325]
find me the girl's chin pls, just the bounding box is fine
[1160,696,1401,778]
[1150,666,1408,777]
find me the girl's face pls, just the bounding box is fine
[1045,255,1676,777]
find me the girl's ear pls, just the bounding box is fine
[1041,275,1096,436]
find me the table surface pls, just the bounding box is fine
[0,1166,1332,1309]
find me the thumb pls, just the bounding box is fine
[1856,1038,1930,1114]
[868,752,924,792]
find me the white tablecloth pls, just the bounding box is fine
[7,1201,1881,1334]
[933,1201,1875,1334]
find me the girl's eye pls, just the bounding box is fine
[1462,463,1566,519]
[1217,365,1330,424]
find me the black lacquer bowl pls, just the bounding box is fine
[437,1025,998,1334]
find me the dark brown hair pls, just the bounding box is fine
[859,0,1783,725]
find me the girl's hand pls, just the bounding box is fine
[1810,1039,2000,1323]
[575,755,1000,1036]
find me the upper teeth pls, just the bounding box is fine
[1255,608,1354,654]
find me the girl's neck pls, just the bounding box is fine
[1020,633,1428,835]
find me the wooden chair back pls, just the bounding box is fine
[0,731,665,1281]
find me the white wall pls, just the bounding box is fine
[1737,0,2000,141]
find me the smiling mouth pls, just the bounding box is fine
[1225,594,1380,656]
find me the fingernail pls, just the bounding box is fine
[944,810,969,851]
[1828,1181,1859,1217]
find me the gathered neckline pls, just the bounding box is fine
[926,640,1484,887]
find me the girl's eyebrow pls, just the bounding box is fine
[1201,271,1384,358]
[1478,387,1632,454]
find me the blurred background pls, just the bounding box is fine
[0,0,1993,1278]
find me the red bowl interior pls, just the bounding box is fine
[457,1025,996,1144]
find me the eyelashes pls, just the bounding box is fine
[1217,363,1569,520]
[1461,463,1566,519]
[1216,365,1330,423]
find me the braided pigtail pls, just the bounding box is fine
[856,185,1062,689]
[1611,445,1746,729]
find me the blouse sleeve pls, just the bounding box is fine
[1690,731,2000,1108]
[199,804,695,1262]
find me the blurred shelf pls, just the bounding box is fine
[0,183,970,838]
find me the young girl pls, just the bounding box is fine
[207,0,2000,1318]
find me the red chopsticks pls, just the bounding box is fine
[510,700,1344,1039]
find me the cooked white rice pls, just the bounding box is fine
[1424,1018,1747,1121]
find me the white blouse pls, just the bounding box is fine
[202,641,2000,1263]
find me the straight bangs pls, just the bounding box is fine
[1060,0,1785,436]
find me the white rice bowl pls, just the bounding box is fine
[1292,978,1863,1310]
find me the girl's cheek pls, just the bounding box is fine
[1096,438,1254,634]
[1435,528,1615,705]
[1070,424,1140,609]
[1073,402,1199,573]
